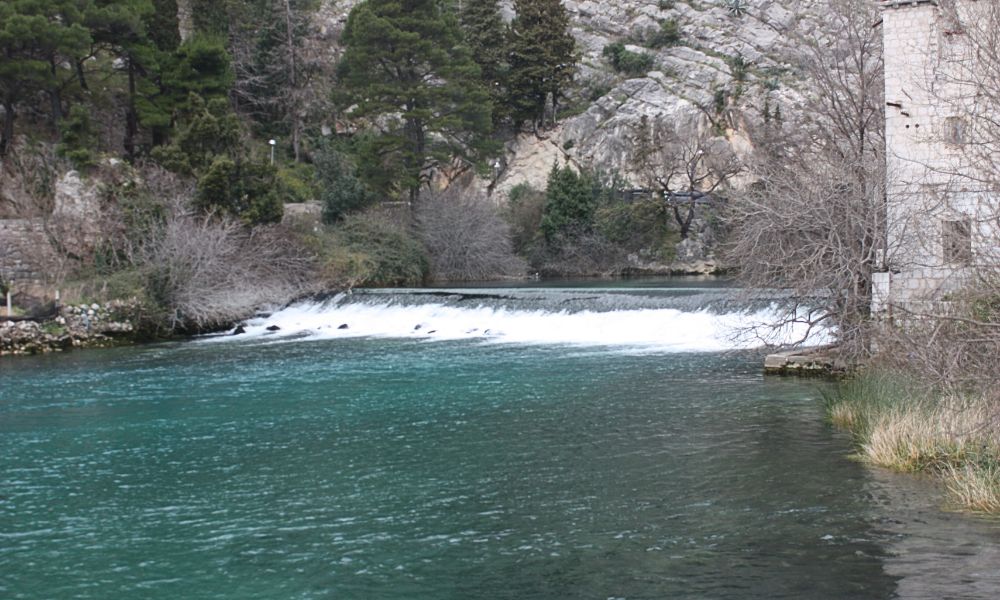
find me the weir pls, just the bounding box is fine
[208,285,828,353]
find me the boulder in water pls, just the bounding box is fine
[266,325,281,332]
[232,325,246,336]
[338,324,349,330]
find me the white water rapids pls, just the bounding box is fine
[204,287,830,353]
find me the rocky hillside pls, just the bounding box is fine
[317,0,822,195]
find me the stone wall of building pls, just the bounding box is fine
[878,0,987,312]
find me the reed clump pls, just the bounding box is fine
[825,372,1000,513]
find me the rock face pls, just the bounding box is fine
[493,0,822,192]
[316,0,818,194]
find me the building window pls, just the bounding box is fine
[944,116,966,145]
[942,219,972,265]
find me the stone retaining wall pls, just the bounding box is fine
[0,218,59,285]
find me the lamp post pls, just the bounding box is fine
[268,139,276,166]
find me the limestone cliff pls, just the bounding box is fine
[317,0,822,195]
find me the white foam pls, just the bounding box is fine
[204,295,830,353]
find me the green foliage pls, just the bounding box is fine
[149,0,182,51]
[333,214,430,286]
[58,105,98,169]
[505,183,546,254]
[507,0,578,127]
[970,294,1000,323]
[232,0,317,151]
[713,87,727,114]
[189,0,230,36]
[195,157,284,224]
[595,198,678,259]
[460,0,508,126]
[541,164,598,242]
[646,19,681,49]
[315,142,374,223]
[161,35,234,108]
[152,94,240,174]
[726,0,747,18]
[602,43,654,76]
[276,162,318,205]
[337,0,494,200]
[727,54,750,82]
[0,1,92,154]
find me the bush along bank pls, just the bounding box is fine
[0,301,140,356]
[825,372,1000,513]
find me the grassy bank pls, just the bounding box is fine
[825,372,1000,513]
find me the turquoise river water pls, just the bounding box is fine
[2,281,1000,599]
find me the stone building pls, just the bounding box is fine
[874,0,996,315]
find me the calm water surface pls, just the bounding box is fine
[2,284,999,599]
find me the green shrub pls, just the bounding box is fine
[334,213,429,286]
[57,105,97,170]
[506,183,546,254]
[646,19,681,49]
[594,197,677,257]
[276,163,318,204]
[541,165,598,242]
[314,143,374,223]
[195,157,283,224]
[602,43,655,76]
[728,54,751,82]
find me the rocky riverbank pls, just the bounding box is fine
[1,302,138,357]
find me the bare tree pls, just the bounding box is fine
[230,0,330,162]
[632,116,742,239]
[141,205,314,331]
[726,0,886,358]
[416,186,527,281]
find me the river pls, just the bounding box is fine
[2,280,999,598]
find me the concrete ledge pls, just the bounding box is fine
[764,345,848,376]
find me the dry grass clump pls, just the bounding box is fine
[946,462,1000,513]
[826,373,1000,512]
[861,398,995,472]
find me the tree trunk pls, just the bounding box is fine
[49,59,63,127]
[76,60,90,92]
[124,58,139,160]
[673,202,696,239]
[0,101,14,156]
[283,0,300,162]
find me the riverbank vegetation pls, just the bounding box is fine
[826,370,1000,513]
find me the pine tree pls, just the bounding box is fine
[148,0,182,52]
[460,0,508,126]
[507,0,577,129]
[0,1,91,155]
[540,163,596,242]
[337,0,494,204]
[84,0,162,159]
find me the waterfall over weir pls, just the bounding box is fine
[206,284,828,353]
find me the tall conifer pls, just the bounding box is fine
[507,0,577,129]
[0,1,91,155]
[337,0,494,204]
[460,0,508,126]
